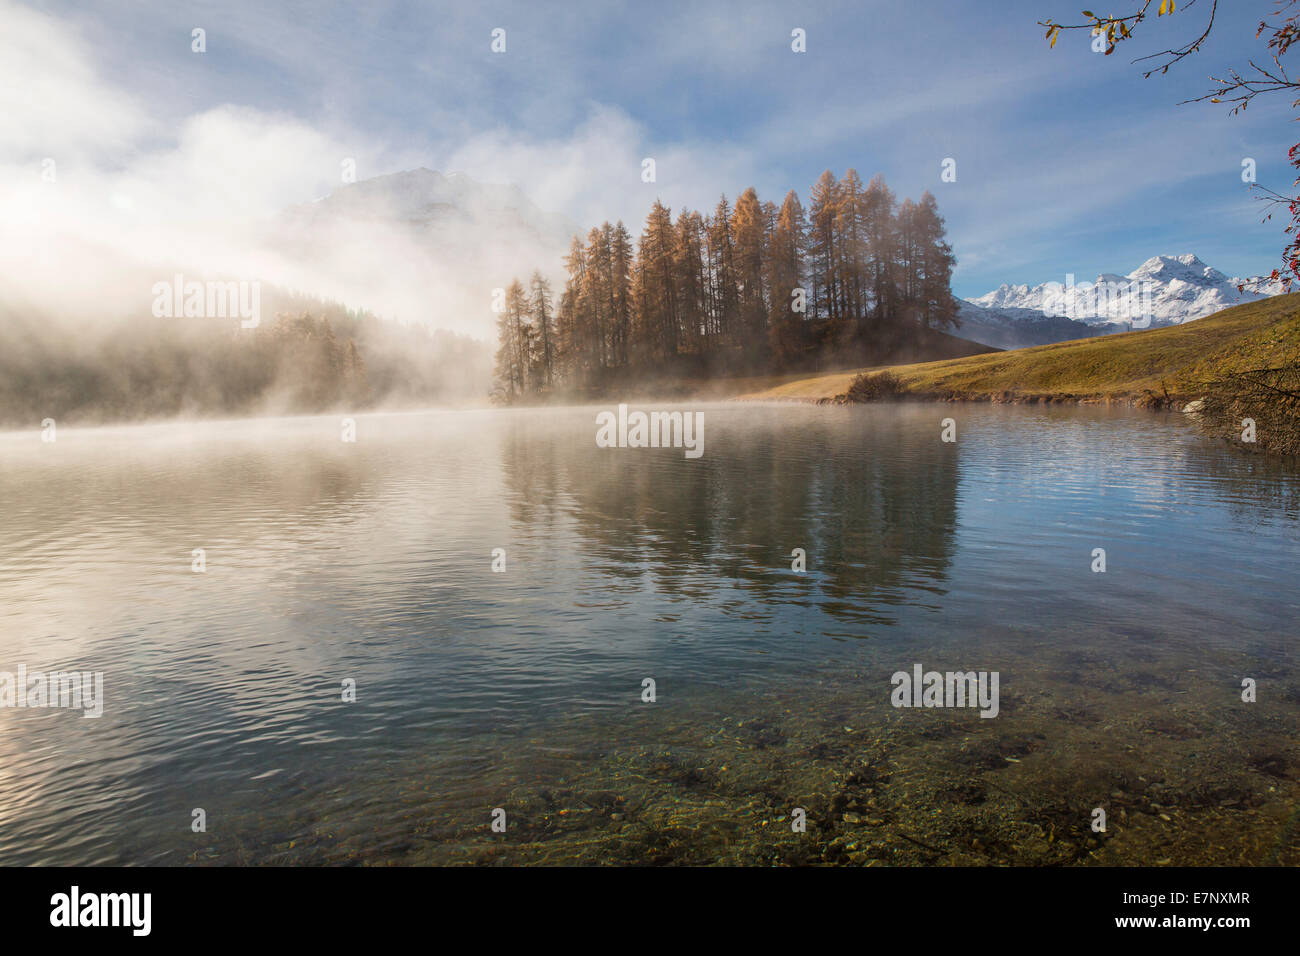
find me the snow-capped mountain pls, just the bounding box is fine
[970,255,1278,328]
[958,255,1282,350]
[268,168,576,338]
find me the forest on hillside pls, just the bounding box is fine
[493,169,960,402]
[0,290,492,427]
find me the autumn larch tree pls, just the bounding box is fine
[529,270,557,390]
[494,170,963,395]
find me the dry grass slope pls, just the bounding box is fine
[740,294,1300,404]
[738,294,1300,455]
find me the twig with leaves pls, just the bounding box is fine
[1041,1,1300,291]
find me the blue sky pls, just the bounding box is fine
[13,0,1299,298]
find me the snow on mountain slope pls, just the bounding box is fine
[968,255,1280,328]
[957,255,1282,350]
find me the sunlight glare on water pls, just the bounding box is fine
[0,403,1296,864]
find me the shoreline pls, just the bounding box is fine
[712,295,1299,455]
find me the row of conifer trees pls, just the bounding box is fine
[494,169,958,401]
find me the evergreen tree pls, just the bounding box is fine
[529,271,557,389]
[766,190,808,363]
[582,226,611,370]
[637,201,686,361]
[913,192,958,330]
[807,170,841,329]
[731,187,768,343]
[836,169,869,335]
[609,221,634,366]
[706,196,740,347]
[495,170,958,392]
[862,173,897,334]
[493,294,524,402]
[674,209,709,354]
[505,279,531,395]
[894,198,922,328]
[557,236,590,381]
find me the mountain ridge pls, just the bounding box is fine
[956,254,1283,350]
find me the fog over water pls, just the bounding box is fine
[0,403,1296,864]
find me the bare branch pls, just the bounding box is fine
[1135,0,1219,76]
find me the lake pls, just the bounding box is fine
[0,402,1297,865]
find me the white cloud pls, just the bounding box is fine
[0,0,775,340]
[443,103,763,230]
[0,0,152,158]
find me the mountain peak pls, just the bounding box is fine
[964,253,1277,335]
[1129,253,1214,281]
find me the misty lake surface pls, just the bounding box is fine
[1,402,1298,866]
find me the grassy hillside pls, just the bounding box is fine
[739,294,1300,406]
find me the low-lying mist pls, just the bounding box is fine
[0,2,583,428]
[0,287,494,429]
